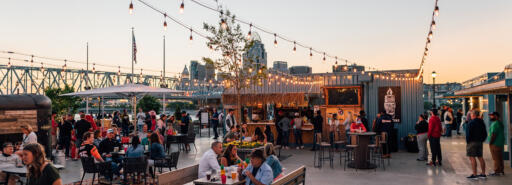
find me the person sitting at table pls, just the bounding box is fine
[0,142,21,185]
[126,135,144,158]
[241,122,250,138]
[350,118,367,133]
[93,130,102,147]
[263,143,283,179]
[98,129,122,162]
[22,143,62,185]
[220,144,242,167]
[139,124,149,142]
[148,133,166,177]
[223,125,239,143]
[157,114,167,135]
[237,149,273,185]
[20,124,38,150]
[79,131,104,162]
[252,127,267,143]
[198,141,222,178]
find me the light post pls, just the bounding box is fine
[431,71,437,109]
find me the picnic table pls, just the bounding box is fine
[193,175,245,185]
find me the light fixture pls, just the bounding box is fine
[434,6,439,16]
[189,29,193,40]
[63,60,67,72]
[322,52,326,62]
[40,62,44,72]
[431,71,437,78]
[431,20,436,30]
[163,13,167,31]
[129,0,133,15]
[428,31,433,39]
[309,48,313,58]
[247,24,252,40]
[30,55,34,67]
[179,0,184,14]
[335,56,338,65]
[293,41,296,53]
[118,66,121,76]
[7,58,11,68]
[273,33,277,47]
[92,63,95,73]
[209,45,213,52]
[220,11,227,30]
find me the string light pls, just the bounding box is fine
[179,0,184,14]
[322,52,326,62]
[293,41,296,53]
[273,33,277,47]
[220,11,227,30]
[30,55,34,67]
[335,56,338,65]
[309,48,313,58]
[431,20,436,30]
[247,24,252,40]
[129,0,134,15]
[7,58,11,68]
[92,63,95,73]
[40,62,44,72]
[163,13,168,31]
[209,45,213,51]
[117,66,121,76]
[62,60,67,72]
[189,29,193,41]
[434,6,439,16]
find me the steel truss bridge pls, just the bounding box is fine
[0,64,223,100]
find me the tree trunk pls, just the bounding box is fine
[236,87,242,125]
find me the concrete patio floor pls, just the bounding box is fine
[59,133,512,185]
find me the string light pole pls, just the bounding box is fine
[431,71,437,109]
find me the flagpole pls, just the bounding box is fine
[131,27,134,82]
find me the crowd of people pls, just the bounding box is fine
[414,106,505,180]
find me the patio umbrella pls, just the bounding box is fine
[61,83,184,131]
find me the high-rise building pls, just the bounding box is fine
[289,66,312,75]
[189,60,215,81]
[243,32,267,70]
[273,61,288,73]
[205,62,215,81]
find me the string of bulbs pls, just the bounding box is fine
[416,0,440,79]
[129,0,388,73]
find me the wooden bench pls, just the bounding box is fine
[157,164,199,185]
[271,166,306,185]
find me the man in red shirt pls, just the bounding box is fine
[51,112,58,149]
[428,109,442,166]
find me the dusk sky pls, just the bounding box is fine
[1,0,510,83]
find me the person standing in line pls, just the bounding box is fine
[157,114,167,136]
[22,143,62,185]
[372,113,381,132]
[59,115,73,158]
[292,113,304,149]
[50,112,58,150]
[75,114,91,148]
[488,112,505,176]
[444,108,454,137]
[136,108,146,133]
[415,114,429,161]
[211,108,220,140]
[465,110,488,180]
[311,110,323,151]
[225,109,237,132]
[456,109,463,135]
[378,111,393,158]
[121,109,130,136]
[278,113,291,149]
[113,111,121,127]
[427,110,442,166]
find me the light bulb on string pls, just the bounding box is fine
[163,13,167,31]
[322,52,326,62]
[273,33,277,47]
[129,0,133,15]
[63,60,67,72]
[179,0,184,14]
[40,62,44,72]
[30,55,34,67]
[426,39,431,48]
[189,29,193,41]
[309,48,313,59]
[335,56,338,65]
[209,45,213,52]
[293,41,296,53]
[117,66,121,76]
[434,6,439,16]
[221,19,227,29]
[7,58,11,68]
[431,20,436,30]
[247,24,252,40]
[92,63,95,73]
[428,31,433,39]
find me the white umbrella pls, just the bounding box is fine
[62,83,184,131]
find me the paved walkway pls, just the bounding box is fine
[59,134,511,184]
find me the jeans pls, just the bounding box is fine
[212,122,219,138]
[282,131,290,147]
[445,124,452,137]
[429,137,442,163]
[137,124,144,132]
[294,129,303,147]
[417,133,428,160]
[122,125,130,136]
[105,157,121,176]
[490,145,504,173]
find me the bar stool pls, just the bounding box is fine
[380,132,390,165]
[368,135,385,170]
[314,133,333,168]
[344,134,359,171]
[335,130,347,166]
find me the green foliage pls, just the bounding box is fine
[137,95,161,114]
[174,107,182,120]
[424,101,433,111]
[44,85,81,116]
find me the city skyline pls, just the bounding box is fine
[0,0,510,83]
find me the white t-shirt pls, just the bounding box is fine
[137,112,146,125]
[21,132,37,149]
[198,149,221,178]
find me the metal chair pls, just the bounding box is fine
[154,151,180,175]
[368,135,384,171]
[380,132,390,165]
[79,157,99,185]
[123,156,148,185]
[314,133,333,168]
[185,133,197,152]
[344,135,359,171]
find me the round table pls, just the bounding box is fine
[347,132,377,169]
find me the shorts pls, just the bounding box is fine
[466,142,483,157]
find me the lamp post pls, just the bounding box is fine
[431,71,437,109]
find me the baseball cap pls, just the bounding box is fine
[489,112,500,117]
[107,129,114,133]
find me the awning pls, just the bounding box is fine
[455,80,512,95]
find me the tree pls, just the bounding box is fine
[424,101,433,111]
[137,95,161,113]
[44,85,81,116]
[203,10,266,123]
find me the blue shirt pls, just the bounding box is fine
[265,155,282,179]
[150,143,166,159]
[243,163,273,185]
[126,145,145,158]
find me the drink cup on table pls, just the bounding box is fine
[206,171,212,180]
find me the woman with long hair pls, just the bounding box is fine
[126,135,144,157]
[85,114,98,131]
[220,144,242,167]
[20,125,37,150]
[22,143,62,185]
[263,143,283,179]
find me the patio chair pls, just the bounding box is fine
[344,135,358,171]
[369,135,385,170]
[79,157,99,185]
[185,133,197,152]
[123,156,148,184]
[154,151,180,175]
[313,133,333,168]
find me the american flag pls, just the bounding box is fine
[132,29,137,64]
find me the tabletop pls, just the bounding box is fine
[348,132,376,136]
[1,166,27,174]
[194,176,245,185]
